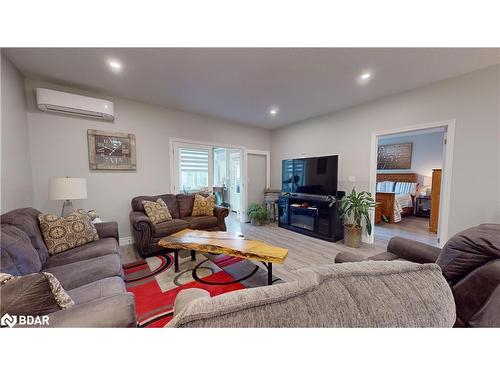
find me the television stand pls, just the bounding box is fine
[278,193,344,242]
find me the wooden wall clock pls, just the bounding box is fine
[87,129,137,170]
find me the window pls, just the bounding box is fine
[178,147,209,193]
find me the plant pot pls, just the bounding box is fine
[344,224,362,248]
[250,218,264,226]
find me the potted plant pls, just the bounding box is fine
[338,189,376,248]
[247,203,268,226]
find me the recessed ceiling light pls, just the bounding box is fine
[357,71,373,85]
[268,106,280,116]
[107,59,123,73]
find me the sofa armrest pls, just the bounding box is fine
[335,252,369,263]
[94,221,119,241]
[387,237,441,264]
[44,293,137,328]
[173,288,211,317]
[129,211,154,257]
[213,206,229,231]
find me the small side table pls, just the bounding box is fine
[415,196,431,218]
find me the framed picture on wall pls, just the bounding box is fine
[87,129,137,170]
[377,142,412,169]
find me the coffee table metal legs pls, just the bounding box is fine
[174,250,179,272]
[173,250,197,273]
[174,250,273,285]
[261,262,273,285]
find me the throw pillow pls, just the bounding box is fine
[142,198,173,225]
[191,194,215,216]
[0,272,74,317]
[38,209,100,255]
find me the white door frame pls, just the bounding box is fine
[244,149,271,222]
[229,149,243,214]
[169,138,248,222]
[368,119,456,247]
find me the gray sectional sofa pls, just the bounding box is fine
[167,261,456,328]
[1,207,136,327]
[336,224,500,327]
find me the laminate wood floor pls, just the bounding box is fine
[120,214,437,283]
[121,215,382,282]
[374,216,438,247]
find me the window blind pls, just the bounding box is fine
[179,148,209,172]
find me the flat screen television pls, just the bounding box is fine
[282,155,338,196]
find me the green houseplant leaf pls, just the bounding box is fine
[247,203,268,223]
[338,188,376,235]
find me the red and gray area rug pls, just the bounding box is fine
[124,252,281,327]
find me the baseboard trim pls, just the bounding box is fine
[119,236,134,246]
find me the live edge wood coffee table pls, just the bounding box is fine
[158,229,288,285]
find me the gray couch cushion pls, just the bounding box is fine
[167,261,455,328]
[67,276,126,305]
[43,254,124,290]
[1,224,42,275]
[44,293,137,328]
[153,219,189,238]
[43,238,120,268]
[1,207,49,263]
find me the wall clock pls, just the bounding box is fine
[87,129,137,170]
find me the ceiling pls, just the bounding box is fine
[4,48,499,128]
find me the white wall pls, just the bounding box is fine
[1,52,33,212]
[377,131,444,184]
[24,78,271,239]
[271,64,500,240]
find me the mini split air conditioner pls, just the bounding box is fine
[36,88,114,121]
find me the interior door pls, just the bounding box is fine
[229,150,241,214]
[247,153,267,208]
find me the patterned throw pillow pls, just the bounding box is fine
[42,272,75,309]
[0,272,74,317]
[191,194,215,217]
[38,209,100,255]
[142,198,173,225]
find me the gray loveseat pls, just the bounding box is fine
[1,207,136,327]
[167,261,456,328]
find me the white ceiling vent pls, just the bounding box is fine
[36,88,114,121]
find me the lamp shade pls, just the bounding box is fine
[422,176,432,187]
[49,177,87,200]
